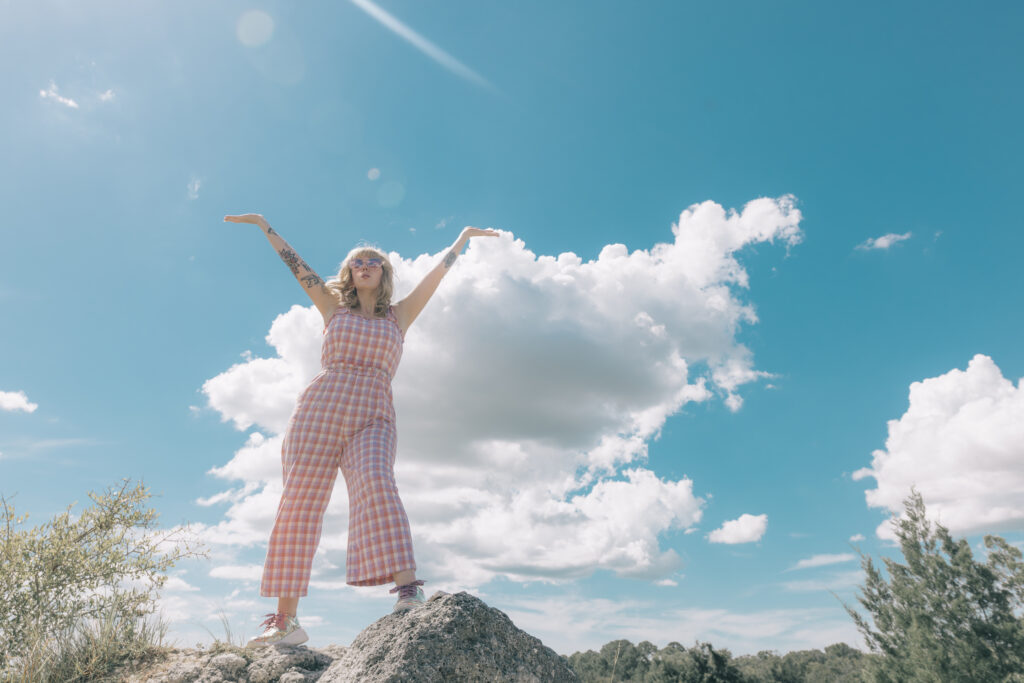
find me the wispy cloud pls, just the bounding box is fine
[26,437,99,451]
[349,0,496,92]
[39,81,79,109]
[788,553,856,571]
[0,390,37,413]
[781,569,864,593]
[856,231,912,251]
[0,436,101,462]
[99,89,115,102]
[188,177,202,200]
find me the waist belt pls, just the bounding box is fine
[323,362,390,382]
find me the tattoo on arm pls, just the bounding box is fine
[265,225,277,236]
[278,248,301,275]
[443,250,457,269]
[301,274,324,289]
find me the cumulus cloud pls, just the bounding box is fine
[39,81,78,108]
[198,196,801,584]
[856,232,912,251]
[707,514,768,544]
[849,534,865,542]
[853,354,1024,539]
[789,553,856,571]
[0,390,38,413]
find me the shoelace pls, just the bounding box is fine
[259,612,290,631]
[389,579,425,599]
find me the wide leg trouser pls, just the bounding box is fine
[259,382,416,597]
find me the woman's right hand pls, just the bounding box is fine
[224,213,268,228]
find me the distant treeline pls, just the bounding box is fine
[566,639,871,682]
[563,489,1024,682]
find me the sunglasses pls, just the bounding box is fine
[350,258,383,270]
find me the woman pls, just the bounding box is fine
[222,213,498,648]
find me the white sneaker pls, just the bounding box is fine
[246,612,309,648]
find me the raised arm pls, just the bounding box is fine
[393,226,499,333]
[224,213,339,323]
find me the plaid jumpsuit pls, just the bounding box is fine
[260,304,416,596]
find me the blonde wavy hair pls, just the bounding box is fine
[325,244,395,317]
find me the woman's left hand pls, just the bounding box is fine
[460,226,500,240]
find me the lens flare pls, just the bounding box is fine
[237,10,274,47]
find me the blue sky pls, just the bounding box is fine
[2,0,1023,656]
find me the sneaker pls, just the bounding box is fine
[245,612,309,649]
[389,580,426,611]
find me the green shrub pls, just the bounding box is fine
[0,478,206,681]
[845,489,1024,682]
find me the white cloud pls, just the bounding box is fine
[856,232,912,251]
[707,514,768,544]
[789,553,856,571]
[162,576,200,592]
[0,390,38,413]
[39,81,78,109]
[188,177,201,200]
[849,533,865,542]
[853,354,1024,539]
[199,196,802,584]
[99,89,115,102]
[209,565,263,582]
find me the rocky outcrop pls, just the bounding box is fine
[126,592,575,682]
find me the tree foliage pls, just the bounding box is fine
[846,489,1024,682]
[567,639,747,682]
[732,643,869,682]
[0,478,206,675]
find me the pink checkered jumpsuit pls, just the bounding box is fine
[260,304,416,596]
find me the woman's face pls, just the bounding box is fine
[350,255,384,292]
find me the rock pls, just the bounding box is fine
[124,592,572,682]
[125,646,336,683]
[145,655,202,683]
[210,652,247,677]
[319,591,576,682]
[246,646,334,683]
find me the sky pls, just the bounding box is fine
[2,0,1023,657]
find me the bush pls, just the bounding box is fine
[0,478,206,681]
[845,489,1024,682]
